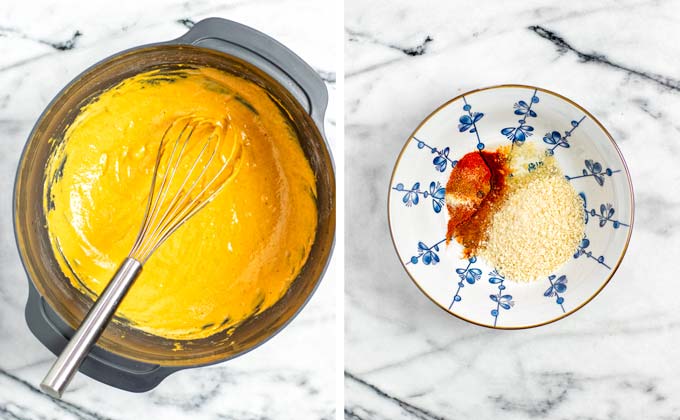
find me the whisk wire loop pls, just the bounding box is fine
[129,116,242,262]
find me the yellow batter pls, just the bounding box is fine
[44,67,317,340]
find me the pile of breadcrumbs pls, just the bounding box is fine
[479,147,584,282]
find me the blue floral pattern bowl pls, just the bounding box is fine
[388,85,634,329]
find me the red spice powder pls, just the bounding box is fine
[446,148,511,257]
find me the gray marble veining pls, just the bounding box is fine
[0,0,335,418]
[345,0,680,418]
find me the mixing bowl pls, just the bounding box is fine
[14,18,335,391]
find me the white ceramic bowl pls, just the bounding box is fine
[388,85,633,329]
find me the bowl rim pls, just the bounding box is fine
[386,83,635,330]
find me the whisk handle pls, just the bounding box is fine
[40,258,142,398]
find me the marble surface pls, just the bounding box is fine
[345,1,680,419]
[0,0,335,419]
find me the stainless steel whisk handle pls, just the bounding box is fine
[40,258,142,398]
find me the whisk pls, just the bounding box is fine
[41,115,243,398]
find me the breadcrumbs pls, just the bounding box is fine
[479,146,585,282]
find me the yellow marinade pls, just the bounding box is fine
[44,67,317,340]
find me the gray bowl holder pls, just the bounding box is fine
[24,17,328,393]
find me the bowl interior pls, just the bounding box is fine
[388,85,632,328]
[14,44,335,365]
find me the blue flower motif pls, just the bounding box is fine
[580,192,630,229]
[394,182,420,206]
[544,275,567,297]
[428,181,445,213]
[501,124,534,143]
[593,203,628,228]
[543,131,564,148]
[543,116,586,155]
[597,203,616,227]
[574,236,611,269]
[449,257,481,309]
[456,262,482,284]
[392,181,445,213]
[501,90,539,144]
[490,294,514,309]
[488,270,514,327]
[413,136,457,172]
[527,161,544,172]
[544,274,568,312]
[513,98,539,117]
[566,159,621,186]
[418,241,439,265]
[458,112,484,133]
[458,97,486,150]
[407,238,446,265]
[433,148,451,172]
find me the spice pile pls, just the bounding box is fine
[445,147,510,257]
[446,144,584,282]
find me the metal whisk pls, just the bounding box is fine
[41,116,243,398]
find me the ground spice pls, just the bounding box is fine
[445,147,511,257]
[445,152,490,234]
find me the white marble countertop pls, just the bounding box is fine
[345,0,680,419]
[0,0,335,419]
